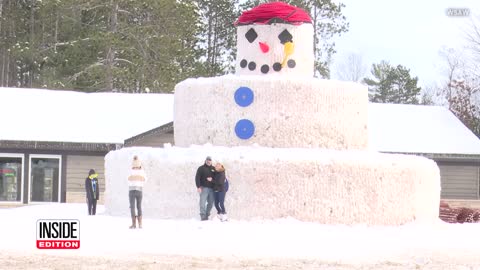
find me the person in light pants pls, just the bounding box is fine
[127,155,147,229]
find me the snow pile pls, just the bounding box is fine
[105,145,440,225]
[1,203,480,267]
[174,75,368,149]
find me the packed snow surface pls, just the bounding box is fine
[1,203,479,268]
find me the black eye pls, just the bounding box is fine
[278,29,293,44]
[245,28,258,43]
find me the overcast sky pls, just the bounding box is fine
[331,0,479,88]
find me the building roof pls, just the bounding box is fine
[0,87,173,144]
[368,103,480,155]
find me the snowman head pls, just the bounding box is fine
[234,2,314,77]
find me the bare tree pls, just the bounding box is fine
[334,52,367,82]
[448,79,480,137]
[465,15,480,60]
[419,85,438,105]
[464,15,480,80]
[437,47,466,107]
[427,15,480,136]
[436,45,480,137]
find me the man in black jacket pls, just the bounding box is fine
[195,156,215,220]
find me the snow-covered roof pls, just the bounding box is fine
[0,88,173,144]
[369,103,480,155]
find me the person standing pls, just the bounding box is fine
[85,169,99,215]
[128,155,147,229]
[213,162,228,221]
[195,156,215,221]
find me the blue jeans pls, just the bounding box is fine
[214,191,226,214]
[129,190,143,217]
[199,187,214,219]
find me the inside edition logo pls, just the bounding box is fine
[36,219,80,249]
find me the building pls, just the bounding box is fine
[369,103,480,200]
[2,87,479,205]
[0,88,173,205]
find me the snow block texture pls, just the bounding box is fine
[105,146,441,225]
[174,75,369,150]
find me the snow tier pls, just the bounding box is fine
[104,145,441,225]
[174,75,368,150]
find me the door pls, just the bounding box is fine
[29,155,61,203]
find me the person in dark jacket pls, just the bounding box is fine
[213,162,228,221]
[195,156,215,221]
[85,169,99,215]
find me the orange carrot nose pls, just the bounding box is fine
[259,42,269,53]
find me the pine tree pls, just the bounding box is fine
[364,61,421,104]
[63,0,202,93]
[0,0,36,87]
[195,0,238,76]
[0,0,203,93]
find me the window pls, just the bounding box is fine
[29,155,61,203]
[0,155,23,202]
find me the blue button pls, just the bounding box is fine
[235,119,255,140]
[234,87,254,107]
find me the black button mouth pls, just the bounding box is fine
[240,59,248,68]
[273,63,282,72]
[261,65,269,74]
[287,59,296,68]
[238,60,296,73]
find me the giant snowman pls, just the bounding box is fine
[105,2,441,225]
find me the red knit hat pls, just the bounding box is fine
[235,2,312,26]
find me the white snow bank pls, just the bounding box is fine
[0,203,479,265]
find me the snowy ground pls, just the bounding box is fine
[1,204,480,269]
